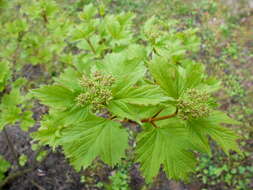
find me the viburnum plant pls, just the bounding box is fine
[32,3,241,183]
[0,61,34,131]
[0,60,34,187]
[0,156,10,183]
[0,0,72,71]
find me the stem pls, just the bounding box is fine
[151,121,159,128]
[0,168,32,189]
[152,109,163,118]
[110,108,178,128]
[3,127,21,169]
[42,11,48,23]
[109,115,117,120]
[0,149,51,188]
[141,109,178,123]
[30,180,46,190]
[86,38,96,54]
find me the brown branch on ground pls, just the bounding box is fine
[0,168,33,189]
[0,149,52,189]
[3,127,22,169]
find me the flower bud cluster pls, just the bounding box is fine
[76,71,115,113]
[177,89,211,120]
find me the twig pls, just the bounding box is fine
[42,11,48,23]
[141,109,178,123]
[86,38,96,54]
[109,115,117,120]
[152,109,164,119]
[110,108,178,129]
[151,121,159,128]
[0,148,51,189]
[3,127,21,169]
[0,168,32,189]
[30,180,46,190]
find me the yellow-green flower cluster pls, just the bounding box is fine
[177,89,211,120]
[76,71,115,113]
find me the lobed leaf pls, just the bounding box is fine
[136,123,196,182]
[58,117,129,171]
[149,56,182,98]
[113,85,171,105]
[187,111,241,155]
[32,85,76,108]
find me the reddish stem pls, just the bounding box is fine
[151,121,159,128]
[110,109,178,129]
[152,109,163,118]
[141,109,178,123]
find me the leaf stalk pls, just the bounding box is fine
[141,108,178,123]
[86,38,96,54]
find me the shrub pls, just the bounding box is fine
[0,0,241,184]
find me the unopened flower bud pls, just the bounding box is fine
[76,72,115,113]
[177,89,212,120]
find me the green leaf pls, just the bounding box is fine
[77,35,106,55]
[156,41,186,61]
[71,22,96,41]
[199,77,221,93]
[79,3,97,20]
[1,88,23,108]
[149,56,181,98]
[187,111,241,155]
[106,15,122,39]
[108,102,165,124]
[209,125,240,154]
[111,69,146,99]
[102,52,146,80]
[108,100,141,123]
[0,156,10,172]
[39,0,58,16]
[183,63,204,89]
[32,115,63,148]
[58,117,128,171]
[0,106,21,127]
[102,52,146,96]
[0,155,10,181]
[36,150,47,162]
[32,85,76,108]
[57,106,90,125]
[116,12,134,26]
[12,78,26,89]
[0,61,10,91]
[130,104,165,120]
[125,44,146,61]
[54,67,82,91]
[113,85,171,105]
[136,123,196,182]
[208,111,241,125]
[19,154,28,167]
[149,58,207,99]
[32,106,90,148]
[20,111,35,131]
[142,16,157,36]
